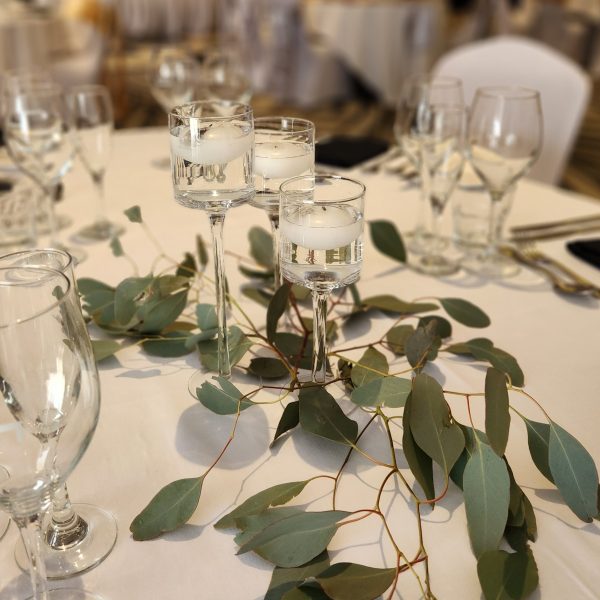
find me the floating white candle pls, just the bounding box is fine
[171,122,252,165]
[281,206,362,251]
[255,142,312,179]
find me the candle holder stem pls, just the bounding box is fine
[311,288,329,383]
[268,212,282,289]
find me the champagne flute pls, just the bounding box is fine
[0,265,101,599]
[466,87,543,277]
[250,117,315,288]
[0,249,117,579]
[170,100,254,378]
[415,103,466,276]
[69,84,124,242]
[394,76,463,254]
[280,175,365,383]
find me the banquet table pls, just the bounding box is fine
[1,127,600,599]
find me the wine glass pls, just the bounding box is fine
[394,76,463,254]
[0,249,117,579]
[280,175,365,384]
[466,87,543,278]
[170,100,254,378]
[3,81,86,263]
[149,47,198,169]
[68,84,124,242]
[199,48,253,104]
[0,265,101,599]
[250,117,315,288]
[415,103,467,276]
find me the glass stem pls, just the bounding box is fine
[15,513,49,600]
[311,288,329,383]
[209,212,231,378]
[92,172,107,225]
[268,212,282,290]
[44,186,59,249]
[46,483,88,549]
[487,191,505,258]
[429,203,442,258]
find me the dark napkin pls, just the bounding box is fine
[567,239,600,270]
[316,135,389,168]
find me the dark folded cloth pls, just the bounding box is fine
[315,135,389,168]
[567,239,600,270]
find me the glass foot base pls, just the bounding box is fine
[75,221,125,242]
[36,213,72,236]
[405,231,448,255]
[26,590,102,600]
[15,504,118,580]
[414,255,459,276]
[461,252,520,279]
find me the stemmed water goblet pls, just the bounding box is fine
[415,103,467,276]
[279,175,365,384]
[170,100,254,378]
[199,48,253,104]
[0,249,117,579]
[0,265,101,599]
[68,84,124,241]
[394,76,463,254]
[250,117,315,288]
[465,86,543,277]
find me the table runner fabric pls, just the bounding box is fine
[0,128,599,599]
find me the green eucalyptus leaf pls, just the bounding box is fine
[268,284,290,342]
[362,295,438,315]
[351,377,411,408]
[266,552,331,600]
[91,339,121,362]
[110,235,124,257]
[439,297,490,328]
[417,315,452,339]
[152,275,190,297]
[299,387,358,445]
[410,373,464,473]
[271,401,300,447]
[235,507,306,547]
[405,322,441,370]
[464,442,510,557]
[137,289,188,334]
[215,480,311,530]
[485,368,510,457]
[242,286,273,307]
[468,339,524,387]
[77,278,114,296]
[176,252,197,278]
[196,303,218,331]
[114,276,152,326]
[197,326,252,372]
[184,329,218,349]
[142,332,194,357]
[239,264,274,280]
[300,318,338,343]
[196,234,208,267]
[281,584,330,600]
[274,333,313,370]
[196,376,253,415]
[369,219,406,263]
[477,549,539,600]
[385,324,414,356]
[548,421,599,522]
[450,424,487,491]
[236,510,350,568]
[523,419,553,483]
[350,347,388,387]
[249,226,274,268]
[317,562,396,600]
[249,357,289,379]
[124,205,142,223]
[403,394,435,501]
[130,476,204,540]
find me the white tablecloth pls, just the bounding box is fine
[1,128,599,599]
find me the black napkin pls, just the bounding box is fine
[316,135,389,168]
[567,239,600,270]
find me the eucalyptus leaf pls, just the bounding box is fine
[274,333,313,371]
[110,235,124,257]
[369,219,406,263]
[152,275,190,297]
[249,357,289,380]
[130,476,204,540]
[485,368,510,457]
[351,377,411,408]
[350,347,388,387]
[196,303,218,331]
[439,297,490,328]
[385,324,414,356]
[242,286,273,307]
[523,419,553,483]
[405,322,441,370]
[235,508,306,547]
[236,510,350,568]
[417,315,452,339]
[450,425,487,491]
[215,480,311,529]
[196,234,208,267]
[176,252,197,278]
[468,339,524,388]
[410,373,464,473]
[249,226,274,268]
[463,442,510,557]
[196,376,253,415]
[124,205,142,223]
[114,276,152,326]
[281,584,330,600]
[266,552,331,600]
[299,387,358,445]
[271,401,300,447]
[317,562,396,600]
[77,278,114,296]
[239,264,274,280]
[197,326,252,371]
[91,339,121,362]
[477,549,539,600]
[184,329,218,349]
[268,284,290,342]
[362,295,438,315]
[548,421,599,522]
[142,332,194,357]
[137,289,188,334]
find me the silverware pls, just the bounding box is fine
[510,221,600,242]
[511,213,600,234]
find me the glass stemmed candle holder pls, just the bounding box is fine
[466,87,543,278]
[394,76,464,255]
[250,117,315,288]
[0,249,117,579]
[0,265,101,599]
[280,175,365,384]
[170,100,254,378]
